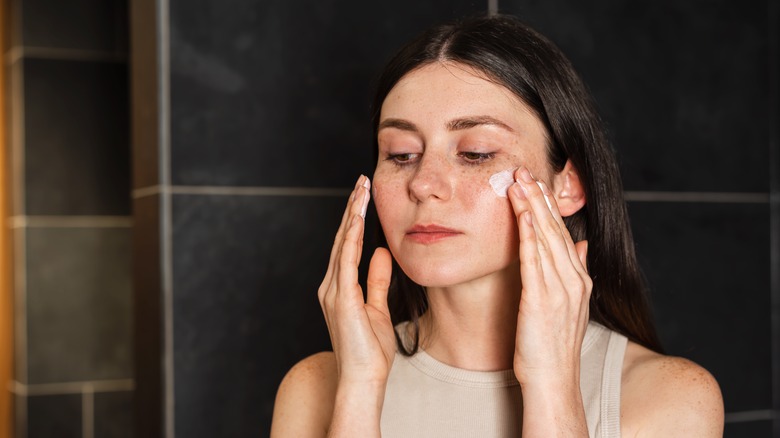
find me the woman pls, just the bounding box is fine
[271,15,723,437]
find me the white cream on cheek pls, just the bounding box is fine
[489,167,552,210]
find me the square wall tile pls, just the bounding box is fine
[628,201,770,413]
[26,227,132,383]
[723,419,773,438]
[23,58,130,215]
[169,0,484,188]
[94,391,133,438]
[27,394,81,438]
[170,193,379,437]
[21,0,128,52]
[503,0,769,192]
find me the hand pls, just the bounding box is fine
[507,166,592,387]
[318,175,396,387]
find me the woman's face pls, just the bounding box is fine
[373,62,551,288]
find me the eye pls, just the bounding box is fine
[386,153,420,166]
[458,151,496,164]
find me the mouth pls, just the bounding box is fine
[405,224,463,244]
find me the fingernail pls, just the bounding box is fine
[360,189,369,219]
[519,167,534,183]
[510,183,526,199]
[362,176,371,190]
[524,211,533,225]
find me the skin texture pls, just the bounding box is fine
[270,62,724,438]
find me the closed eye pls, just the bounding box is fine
[458,151,496,164]
[386,153,420,166]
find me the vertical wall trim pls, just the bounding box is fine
[81,384,94,438]
[8,6,26,437]
[769,0,780,434]
[488,0,498,16]
[157,0,174,436]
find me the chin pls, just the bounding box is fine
[398,262,477,288]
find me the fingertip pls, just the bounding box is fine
[575,240,589,268]
[509,183,526,201]
[524,211,533,226]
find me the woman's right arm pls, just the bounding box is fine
[270,175,395,437]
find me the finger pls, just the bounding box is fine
[325,176,369,284]
[366,247,393,316]
[511,192,545,296]
[536,180,588,278]
[574,240,589,273]
[515,168,582,283]
[336,213,366,305]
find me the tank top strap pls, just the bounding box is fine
[599,329,628,437]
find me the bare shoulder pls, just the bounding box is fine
[620,341,724,437]
[270,351,339,438]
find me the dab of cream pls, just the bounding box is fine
[489,169,516,198]
[489,168,553,211]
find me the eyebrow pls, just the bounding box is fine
[377,115,514,133]
[447,115,514,132]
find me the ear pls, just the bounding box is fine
[551,160,586,217]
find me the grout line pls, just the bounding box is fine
[170,185,350,197]
[132,185,351,199]
[82,384,94,438]
[18,47,127,63]
[10,379,134,396]
[3,46,22,66]
[132,185,162,199]
[129,187,771,202]
[488,0,499,16]
[624,191,769,203]
[768,0,780,433]
[159,0,174,435]
[723,409,777,423]
[8,216,133,228]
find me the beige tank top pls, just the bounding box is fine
[380,321,627,437]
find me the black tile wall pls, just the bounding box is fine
[170,194,355,436]
[168,0,484,188]
[629,202,771,413]
[502,0,769,193]
[724,419,773,438]
[94,391,133,438]
[23,57,131,215]
[27,394,81,438]
[21,0,128,52]
[26,227,132,384]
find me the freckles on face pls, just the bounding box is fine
[372,62,549,287]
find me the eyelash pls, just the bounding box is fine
[385,152,496,167]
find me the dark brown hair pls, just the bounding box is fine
[371,14,662,355]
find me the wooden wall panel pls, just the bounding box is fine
[0,0,14,435]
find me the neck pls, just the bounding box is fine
[419,264,521,371]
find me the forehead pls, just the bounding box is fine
[380,62,540,129]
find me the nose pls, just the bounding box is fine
[408,153,453,203]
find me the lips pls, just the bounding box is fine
[405,224,462,244]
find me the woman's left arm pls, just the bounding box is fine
[508,166,591,438]
[508,166,725,437]
[621,350,724,437]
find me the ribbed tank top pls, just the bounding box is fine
[380,321,627,437]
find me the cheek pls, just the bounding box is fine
[465,173,520,252]
[371,174,405,230]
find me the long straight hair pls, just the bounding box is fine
[371,15,662,354]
